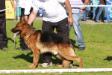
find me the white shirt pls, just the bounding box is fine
[16,0,26,8]
[91,0,100,5]
[69,0,83,13]
[32,0,67,22]
[16,0,33,15]
[16,0,32,8]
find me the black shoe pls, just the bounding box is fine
[0,47,7,51]
[79,47,85,50]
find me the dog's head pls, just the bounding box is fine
[11,20,28,34]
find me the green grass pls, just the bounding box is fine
[1,72,112,75]
[0,20,112,74]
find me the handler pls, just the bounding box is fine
[27,0,73,66]
[69,0,90,50]
[11,0,33,50]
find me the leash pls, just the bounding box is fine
[0,9,7,12]
[13,32,19,49]
[0,0,14,13]
[0,8,10,12]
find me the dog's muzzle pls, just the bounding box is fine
[11,28,20,33]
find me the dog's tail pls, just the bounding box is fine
[58,47,83,67]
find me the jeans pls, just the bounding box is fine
[92,7,104,21]
[82,7,90,21]
[92,7,97,20]
[104,7,111,22]
[72,13,85,48]
[95,7,104,21]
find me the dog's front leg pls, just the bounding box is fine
[74,56,83,68]
[62,59,71,68]
[30,48,40,68]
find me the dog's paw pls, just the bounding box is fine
[29,64,36,69]
[57,64,63,68]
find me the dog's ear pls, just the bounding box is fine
[20,19,27,24]
[19,19,28,26]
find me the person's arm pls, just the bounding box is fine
[65,0,73,25]
[27,0,38,25]
[84,0,90,5]
[100,0,105,5]
[81,0,90,10]
[27,10,37,25]
[10,0,16,10]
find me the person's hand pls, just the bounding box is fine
[80,5,86,10]
[13,5,16,11]
[68,16,73,25]
[80,9,85,13]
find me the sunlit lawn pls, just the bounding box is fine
[0,19,112,75]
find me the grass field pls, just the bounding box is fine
[0,19,112,75]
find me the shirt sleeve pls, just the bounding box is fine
[57,0,65,3]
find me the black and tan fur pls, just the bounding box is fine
[11,21,83,68]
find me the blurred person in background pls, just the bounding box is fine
[69,0,90,50]
[104,0,112,22]
[81,0,91,21]
[12,0,33,50]
[91,0,105,22]
[0,0,8,50]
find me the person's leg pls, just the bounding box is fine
[72,13,85,50]
[56,18,73,66]
[16,7,21,20]
[41,21,54,67]
[92,7,97,20]
[0,0,7,49]
[42,21,54,32]
[19,8,29,50]
[82,8,88,21]
[105,7,110,22]
[56,18,70,44]
[0,19,7,49]
[95,7,104,22]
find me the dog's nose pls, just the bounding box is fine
[11,28,17,33]
[11,28,15,33]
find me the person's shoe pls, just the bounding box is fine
[41,63,49,67]
[41,62,53,67]
[0,47,7,51]
[79,46,85,50]
[95,20,100,23]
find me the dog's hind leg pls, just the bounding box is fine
[58,45,83,68]
[29,47,40,68]
[59,52,83,68]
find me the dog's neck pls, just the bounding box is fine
[21,26,35,40]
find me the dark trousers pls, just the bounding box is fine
[0,0,7,49]
[42,18,70,43]
[0,19,7,49]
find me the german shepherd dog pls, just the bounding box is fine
[11,21,83,68]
